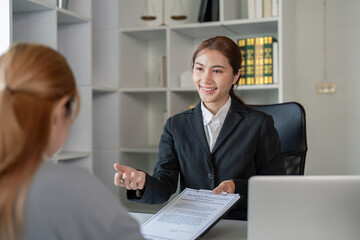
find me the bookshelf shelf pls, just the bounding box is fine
[170,87,196,92]
[120,147,159,154]
[12,0,55,13]
[171,24,234,38]
[223,19,278,35]
[120,28,167,40]
[57,9,90,24]
[92,86,119,93]
[54,151,92,161]
[92,0,291,212]
[119,29,166,89]
[235,84,280,90]
[121,88,167,93]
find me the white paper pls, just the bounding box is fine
[140,188,240,240]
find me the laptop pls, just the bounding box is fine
[248,176,360,240]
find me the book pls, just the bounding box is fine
[254,37,264,85]
[238,38,246,85]
[263,36,273,84]
[263,0,272,18]
[247,0,255,19]
[140,188,240,240]
[240,36,276,86]
[245,37,255,85]
[198,0,219,22]
[198,0,209,22]
[158,55,166,87]
[255,0,263,18]
[211,0,219,22]
[272,0,278,17]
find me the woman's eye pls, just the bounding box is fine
[213,69,222,73]
[195,67,203,71]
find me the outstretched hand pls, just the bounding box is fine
[212,180,235,194]
[113,163,146,190]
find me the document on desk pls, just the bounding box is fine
[140,188,240,240]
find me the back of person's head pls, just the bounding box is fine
[191,36,244,104]
[0,43,80,240]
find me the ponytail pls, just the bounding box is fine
[0,87,27,240]
[0,88,24,173]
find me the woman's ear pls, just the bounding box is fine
[233,69,242,84]
[51,96,71,125]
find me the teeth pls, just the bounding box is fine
[201,87,216,91]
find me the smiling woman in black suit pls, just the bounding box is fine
[114,36,286,220]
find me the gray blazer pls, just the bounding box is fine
[23,163,144,240]
[128,96,285,220]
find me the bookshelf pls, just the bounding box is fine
[92,0,291,213]
[3,0,93,171]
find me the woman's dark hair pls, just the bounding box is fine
[192,36,244,104]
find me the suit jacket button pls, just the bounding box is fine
[208,173,213,180]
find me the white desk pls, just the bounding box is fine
[129,212,247,240]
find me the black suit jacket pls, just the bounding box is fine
[128,97,285,220]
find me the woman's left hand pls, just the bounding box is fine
[212,180,235,194]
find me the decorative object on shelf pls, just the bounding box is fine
[141,0,187,25]
[141,0,157,20]
[198,0,219,22]
[171,0,187,20]
[57,0,68,9]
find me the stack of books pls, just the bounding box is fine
[238,36,278,86]
[248,0,278,19]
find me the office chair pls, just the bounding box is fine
[250,102,307,175]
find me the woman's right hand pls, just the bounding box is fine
[113,163,146,190]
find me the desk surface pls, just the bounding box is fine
[129,212,247,240]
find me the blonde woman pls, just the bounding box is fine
[0,43,143,240]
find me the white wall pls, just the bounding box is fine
[344,0,360,174]
[288,0,360,174]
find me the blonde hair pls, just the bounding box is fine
[0,43,80,240]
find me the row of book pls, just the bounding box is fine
[248,0,278,19]
[198,0,278,22]
[238,36,278,85]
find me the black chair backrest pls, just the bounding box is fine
[250,102,307,175]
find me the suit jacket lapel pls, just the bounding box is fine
[212,97,247,153]
[187,103,212,159]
